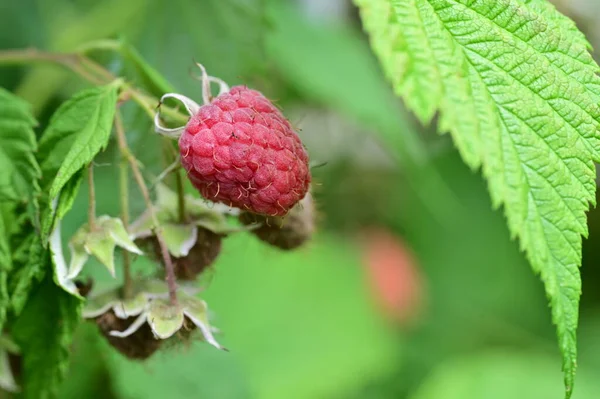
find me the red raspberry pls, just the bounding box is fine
[178,86,310,216]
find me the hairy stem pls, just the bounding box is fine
[87,163,97,231]
[0,48,188,124]
[0,48,105,84]
[114,112,178,306]
[119,155,133,299]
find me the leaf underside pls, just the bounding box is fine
[354,0,600,396]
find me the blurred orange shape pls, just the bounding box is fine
[360,228,424,325]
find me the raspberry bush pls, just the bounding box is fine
[0,42,315,397]
[2,1,600,398]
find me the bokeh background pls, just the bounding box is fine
[2,0,600,398]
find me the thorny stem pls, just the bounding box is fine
[87,163,96,231]
[114,112,179,306]
[119,154,133,299]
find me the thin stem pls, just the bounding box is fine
[87,163,97,231]
[76,39,121,54]
[119,155,133,299]
[164,140,186,222]
[0,48,105,85]
[175,169,186,222]
[0,48,189,124]
[114,112,178,306]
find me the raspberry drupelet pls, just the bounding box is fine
[155,64,311,217]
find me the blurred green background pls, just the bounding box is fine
[3,0,600,398]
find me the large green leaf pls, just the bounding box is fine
[354,0,600,395]
[0,87,41,224]
[38,81,121,240]
[12,275,82,399]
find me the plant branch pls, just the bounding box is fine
[114,111,178,306]
[87,163,96,231]
[0,48,189,124]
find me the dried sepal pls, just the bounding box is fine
[154,63,230,139]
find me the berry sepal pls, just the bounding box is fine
[68,216,143,279]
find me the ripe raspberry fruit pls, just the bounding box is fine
[155,64,311,217]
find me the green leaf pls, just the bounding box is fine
[38,81,121,240]
[12,275,82,399]
[147,299,185,339]
[8,234,48,316]
[0,87,41,225]
[354,0,600,396]
[68,216,143,279]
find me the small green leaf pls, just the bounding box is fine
[148,299,184,339]
[161,224,197,257]
[68,216,143,279]
[85,236,117,276]
[12,275,82,399]
[102,216,143,255]
[0,88,41,225]
[180,295,222,350]
[112,293,148,319]
[354,0,600,396]
[38,81,122,241]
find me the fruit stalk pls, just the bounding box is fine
[114,112,179,305]
[119,153,133,299]
[87,163,97,231]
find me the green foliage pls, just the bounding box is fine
[37,81,121,240]
[8,233,48,316]
[3,0,600,398]
[12,275,82,399]
[354,0,600,395]
[0,88,41,225]
[0,209,11,333]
